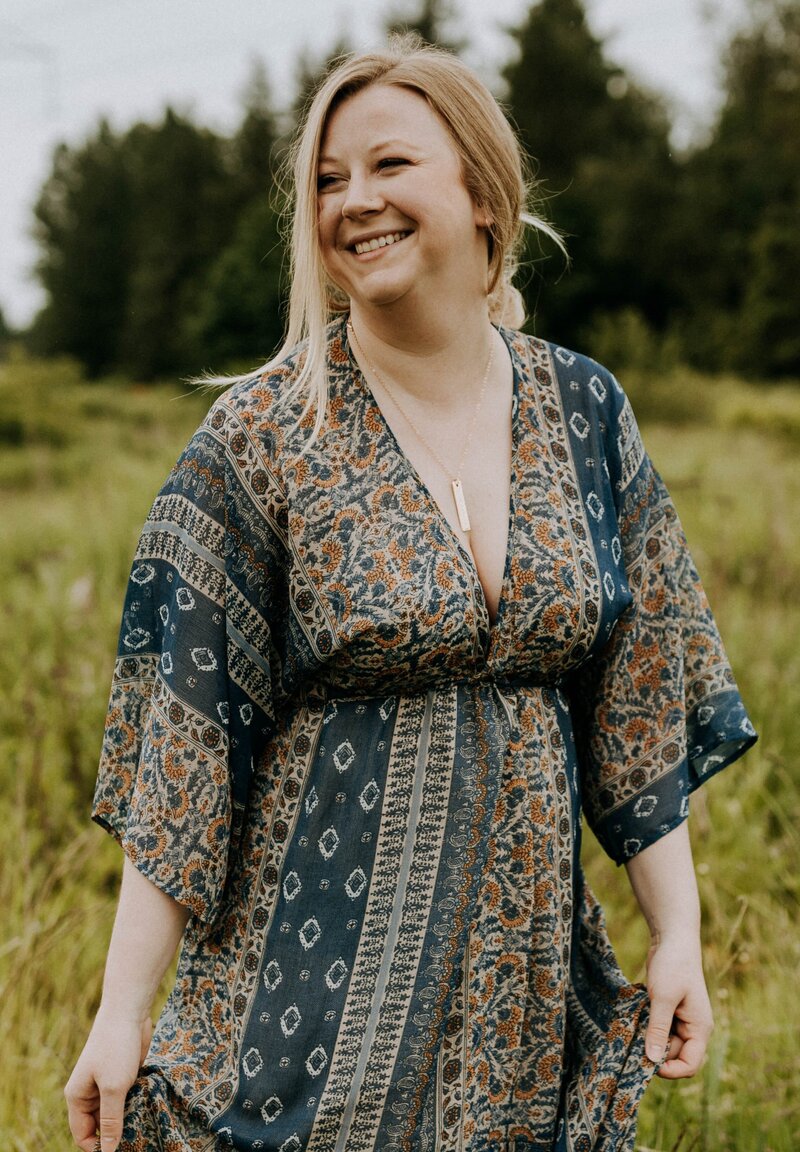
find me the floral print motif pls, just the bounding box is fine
[92,317,756,1152]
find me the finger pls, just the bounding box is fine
[65,1083,100,1152]
[645,1000,675,1063]
[98,1087,127,1152]
[657,1034,709,1079]
[66,1104,101,1152]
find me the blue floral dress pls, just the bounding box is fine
[92,318,756,1152]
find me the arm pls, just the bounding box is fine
[624,821,714,1079]
[64,858,191,1152]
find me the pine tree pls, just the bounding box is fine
[233,59,279,206]
[31,121,132,375]
[675,0,800,374]
[502,0,678,347]
[384,0,466,53]
[118,110,239,378]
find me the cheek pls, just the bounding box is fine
[317,215,340,271]
[317,195,341,236]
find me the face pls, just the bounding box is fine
[317,83,491,316]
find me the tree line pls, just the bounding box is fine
[17,0,800,381]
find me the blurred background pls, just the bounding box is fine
[0,1,798,1149]
[2,0,799,379]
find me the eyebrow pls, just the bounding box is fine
[318,139,419,166]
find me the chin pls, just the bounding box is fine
[348,283,416,311]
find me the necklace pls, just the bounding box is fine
[347,319,496,533]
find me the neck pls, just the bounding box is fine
[347,297,495,407]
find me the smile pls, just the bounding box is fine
[352,231,411,255]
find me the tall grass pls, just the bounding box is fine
[1,353,797,1150]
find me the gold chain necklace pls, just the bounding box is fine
[347,319,496,533]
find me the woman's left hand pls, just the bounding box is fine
[644,932,714,1079]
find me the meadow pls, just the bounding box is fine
[0,351,797,1151]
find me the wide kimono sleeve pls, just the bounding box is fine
[92,396,285,923]
[568,383,757,865]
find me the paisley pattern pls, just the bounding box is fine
[92,317,756,1152]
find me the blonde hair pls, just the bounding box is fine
[210,36,563,439]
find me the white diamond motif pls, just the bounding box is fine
[123,628,150,650]
[283,871,302,901]
[242,1047,263,1079]
[175,586,195,610]
[633,795,658,818]
[325,957,348,990]
[299,917,322,950]
[130,563,156,584]
[379,697,396,721]
[190,646,217,671]
[589,373,607,401]
[306,1045,328,1077]
[305,787,319,816]
[263,960,282,992]
[318,826,340,859]
[359,780,380,812]
[280,1003,302,1037]
[333,740,356,772]
[345,867,367,899]
[586,492,604,521]
[261,1095,283,1124]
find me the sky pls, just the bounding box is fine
[0,0,748,329]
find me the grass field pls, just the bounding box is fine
[1,351,798,1151]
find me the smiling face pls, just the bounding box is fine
[317,83,492,319]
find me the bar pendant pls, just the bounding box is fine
[451,477,471,533]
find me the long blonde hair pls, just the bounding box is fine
[210,37,563,440]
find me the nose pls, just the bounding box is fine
[341,171,384,219]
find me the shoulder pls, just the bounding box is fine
[506,329,623,413]
[198,338,314,472]
[507,329,645,491]
[205,319,352,465]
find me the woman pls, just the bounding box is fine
[65,38,756,1152]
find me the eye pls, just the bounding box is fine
[377,157,409,171]
[317,173,343,191]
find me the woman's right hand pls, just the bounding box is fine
[64,1008,152,1152]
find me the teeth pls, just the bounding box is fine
[354,231,408,255]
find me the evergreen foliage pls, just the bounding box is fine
[185,197,286,370]
[23,0,800,381]
[671,0,800,374]
[31,121,132,376]
[118,110,239,380]
[503,0,680,346]
[384,0,466,53]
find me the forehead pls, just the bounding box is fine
[319,83,456,159]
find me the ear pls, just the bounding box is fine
[474,203,493,229]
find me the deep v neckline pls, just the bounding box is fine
[343,317,520,655]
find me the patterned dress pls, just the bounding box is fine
[93,317,756,1152]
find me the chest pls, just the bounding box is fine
[277,339,629,694]
[367,358,514,625]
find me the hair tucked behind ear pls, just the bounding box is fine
[199,35,564,446]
